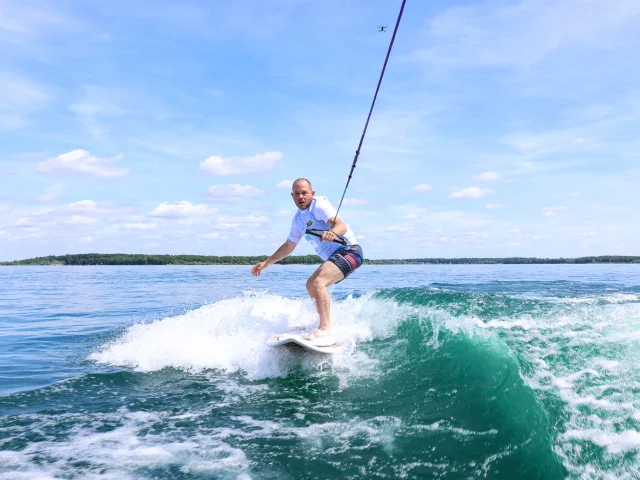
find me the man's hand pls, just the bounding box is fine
[320,230,337,243]
[252,261,268,276]
[251,240,296,276]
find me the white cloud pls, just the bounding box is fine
[124,222,158,230]
[214,214,270,230]
[66,216,97,225]
[385,225,410,232]
[342,198,369,206]
[465,231,488,238]
[275,209,292,217]
[7,201,125,234]
[37,150,130,178]
[68,86,130,139]
[415,0,640,69]
[205,232,228,240]
[38,184,62,203]
[199,151,282,175]
[38,194,58,203]
[403,213,419,220]
[69,86,128,118]
[356,186,377,193]
[206,184,264,202]
[449,187,493,199]
[32,200,117,217]
[277,179,293,189]
[218,215,269,224]
[150,201,217,218]
[542,205,567,216]
[10,152,48,159]
[501,128,599,158]
[0,77,48,106]
[411,184,433,191]
[214,223,238,230]
[473,172,500,181]
[486,204,509,209]
[0,205,10,213]
[578,231,597,236]
[507,228,520,233]
[0,75,49,129]
[64,200,101,214]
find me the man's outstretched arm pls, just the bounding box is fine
[251,240,297,276]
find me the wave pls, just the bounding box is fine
[85,289,572,477]
[66,287,640,478]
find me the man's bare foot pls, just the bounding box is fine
[301,329,332,340]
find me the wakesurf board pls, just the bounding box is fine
[266,333,343,354]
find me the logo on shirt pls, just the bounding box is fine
[306,220,313,227]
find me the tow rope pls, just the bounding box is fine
[305,0,407,245]
[333,0,407,221]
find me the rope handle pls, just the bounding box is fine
[305,228,347,246]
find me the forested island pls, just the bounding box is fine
[1,254,639,266]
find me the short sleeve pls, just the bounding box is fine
[287,217,302,244]
[313,197,338,223]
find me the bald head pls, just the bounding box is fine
[292,178,312,191]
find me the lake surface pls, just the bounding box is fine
[1,264,640,479]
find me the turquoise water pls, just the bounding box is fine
[1,265,640,479]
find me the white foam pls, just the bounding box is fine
[288,416,401,455]
[554,293,640,305]
[475,318,534,330]
[551,369,600,389]
[0,409,250,480]
[497,300,640,478]
[562,429,640,454]
[413,421,498,437]
[90,292,408,380]
[211,414,402,456]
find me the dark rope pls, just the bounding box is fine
[332,0,407,224]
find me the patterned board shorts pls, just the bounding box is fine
[327,244,364,281]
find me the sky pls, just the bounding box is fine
[1,0,639,261]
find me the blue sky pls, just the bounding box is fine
[1,0,639,261]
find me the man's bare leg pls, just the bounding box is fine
[305,261,344,335]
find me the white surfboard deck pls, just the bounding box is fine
[266,333,343,354]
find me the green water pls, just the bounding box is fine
[1,265,640,478]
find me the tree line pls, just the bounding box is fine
[1,254,639,266]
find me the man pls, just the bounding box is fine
[251,178,363,345]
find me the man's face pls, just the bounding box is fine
[291,181,314,210]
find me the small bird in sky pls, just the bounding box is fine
[378,25,387,32]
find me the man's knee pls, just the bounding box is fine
[307,275,327,291]
[315,275,332,290]
[306,276,316,292]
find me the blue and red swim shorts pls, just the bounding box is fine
[327,244,364,280]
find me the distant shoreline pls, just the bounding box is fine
[1,254,639,266]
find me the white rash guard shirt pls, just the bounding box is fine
[287,196,358,261]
